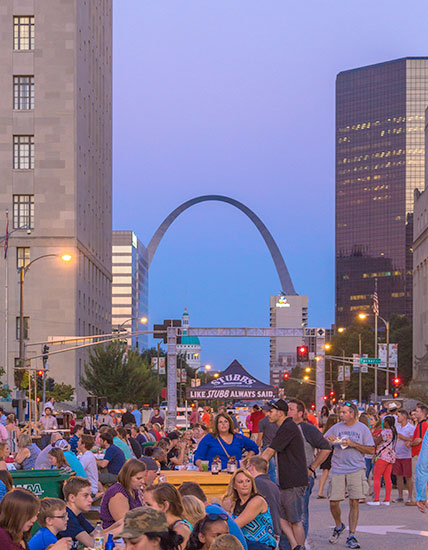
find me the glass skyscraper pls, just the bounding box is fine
[336,57,428,327]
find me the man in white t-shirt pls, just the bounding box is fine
[78,434,100,496]
[392,409,415,503]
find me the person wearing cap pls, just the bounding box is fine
[120,507,184,550]
[140,456,159,487]
[324,402,375,549]
[261,399,307,550]
[54,439,87,479]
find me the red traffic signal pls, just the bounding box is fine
[330,390,335,396]
[36,397,41,403]
[296,345,309,362]
[283,372,290,380]
[323,395,328,401]
[393,377,401,386]
[393,391,399,398]
[311,404,316,410]
[37,370,43,376]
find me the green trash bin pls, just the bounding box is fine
[11,469,71,499]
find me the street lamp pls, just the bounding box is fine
[18,253,73,370]
[204,364,212,384]
[358,312,390,400]
[17,253,72,429]
[117,316,148,333]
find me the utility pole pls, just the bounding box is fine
[358,333,362,404]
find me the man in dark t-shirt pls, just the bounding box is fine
[262,399,307,550]
[97,432,126,484]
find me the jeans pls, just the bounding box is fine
[245,540,274,550]
[262,445,277,483]
[303,475,315,537]
[365,457,373,479]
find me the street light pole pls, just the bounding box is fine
[358,333,362,405]
[18,254,72,423]
[374,313,378,404]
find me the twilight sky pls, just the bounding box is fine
[112,1,428,382]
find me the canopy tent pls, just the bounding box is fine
[186,359,278,401]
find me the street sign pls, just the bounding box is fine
[361,365,368,373]
[353,354,360,373]
[360,357,381,364]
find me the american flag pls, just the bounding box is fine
[372,289,379,316]
[3,212,8,260]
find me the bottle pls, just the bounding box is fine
[227,456,237,474]
[211,456,220,475]
[105,533,115,550]
[93,522,104,550]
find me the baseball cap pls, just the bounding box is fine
[120,508,169,538]
[266,399,288,413]
[53,439,70,451]
[139,456,158,471]
[387,403,399,411]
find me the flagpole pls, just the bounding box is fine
[374,278,378,405]
[4,211,8,391]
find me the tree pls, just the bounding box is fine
[0,368,11,400]
[46,383,74,403]
[81,342,161,406]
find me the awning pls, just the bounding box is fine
[186,359,278,401]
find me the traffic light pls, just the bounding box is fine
[153,320,181,344]
[42,344,49,366]
[37,370,44,391]
[296,345,309,362]
[47,378,55,392]
[330,390,335,397]
[283,372,290,380]
[323,395,328,401]
[392,377,402,398]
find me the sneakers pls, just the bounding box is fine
[366,501,380,506]
[329,523,345,544]
[346,535,361,549]
[381,501,390,506]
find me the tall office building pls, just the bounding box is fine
[0,2,113,405]
[112,231,149,351]
[336,58,428,327]
[269,295,308,385]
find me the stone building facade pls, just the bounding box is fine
[0,1,112,406]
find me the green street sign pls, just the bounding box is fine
[360,357,381,364]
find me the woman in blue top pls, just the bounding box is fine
[226,468,276,550]
[15,434,40,470]
[194,413,258,470]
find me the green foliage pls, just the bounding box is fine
[46,383,74,402]
[281,364,315,405]
[0,368,11,400]
[389,314,412,382]
[81,342,161,407]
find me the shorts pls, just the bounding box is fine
[279,486,306,524]
[392,458,412,478]
[329,469,368,501]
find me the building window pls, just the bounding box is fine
[13,16,34,50]
[13,76,34,109]
[13,195,34,229]
[16,316,29,340]
[13,135,34,169]
[16,247,30,269]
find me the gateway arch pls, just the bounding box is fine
[147,195,296,295]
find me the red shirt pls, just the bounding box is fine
[411,420,428,457]
[249,411,265,433]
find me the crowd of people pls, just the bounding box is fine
[0,398,425,550]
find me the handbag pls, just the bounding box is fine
[372,438,393,464]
